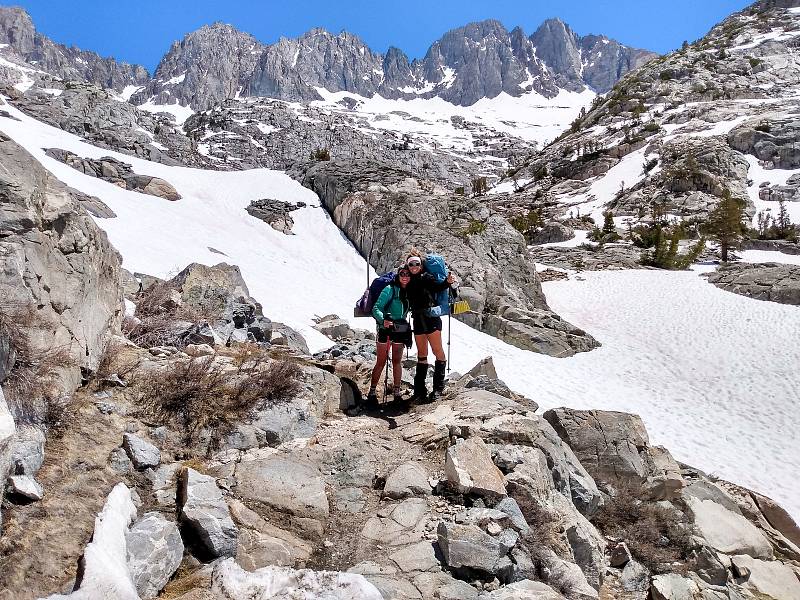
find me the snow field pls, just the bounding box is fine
[312,87,595,150]
[2,98,800,522]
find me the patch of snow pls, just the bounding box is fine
[0,387,14,448]
[45,483,138,599]
[256,122,279,135]
[137,100,194,126]
[116,85,144,102]
[539,229,590,248]
[211,559,383,599]
[39,88,63,97]
[440,66,457,88]
[561,147,649,223]
[745,155,800,226]
[165,72,186,85]
[729,29,800,51]
[489,178,531,195]
[739,250,800,266]
[311,86,595,149]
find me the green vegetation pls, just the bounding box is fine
[633,205,705,269]
[702,189,746,262]
[311,148,330,161]
[463,219,487,236]
[509,209,544,235]
[471,176,488,197]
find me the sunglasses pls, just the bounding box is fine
[406,261,422,267]
[398,271,411,277]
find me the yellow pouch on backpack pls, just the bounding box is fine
[451,300,471,315]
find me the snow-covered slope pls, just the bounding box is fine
[311,87,595,150]
[1,99,799,522]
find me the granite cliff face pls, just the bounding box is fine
[0,6,148,92]
[131,22,265,110]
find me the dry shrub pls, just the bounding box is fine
[135,349,303,451]
[591,477,692,573]
[512,489,569,554]
[125,281,209,349]
[0,304,76,429]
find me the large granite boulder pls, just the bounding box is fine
[295,160,599,357]
[543,408,684,498]
[44,149,181,200]
[126,512,184,599]
[445,436,507,498]
[682,482,773,559]
[234,454,329,521]
[0,133,124,393]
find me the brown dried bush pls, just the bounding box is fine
[0,304,76,429]
[591,477,692,573]
[125,281,209,349]
[135,349,303,451]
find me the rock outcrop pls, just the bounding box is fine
[294,159,599,357]
[44,149,181,200]
[706,262,800,305]
[0,133,124,393]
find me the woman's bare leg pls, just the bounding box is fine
[370,341,390,388]
[427,330,446,362]
[391,342,404,388]
[414,334,429,363]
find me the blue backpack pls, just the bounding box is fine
[423,253,450,317]
[354,271,395,317]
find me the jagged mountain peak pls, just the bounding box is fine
[0,5,149,91]
[132,20,265,109]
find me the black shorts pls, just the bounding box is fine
[377,325,413,347]
[412,313,443,335]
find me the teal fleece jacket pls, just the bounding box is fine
[372,283,410,325]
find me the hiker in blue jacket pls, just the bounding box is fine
[404,249,456,403]
[366,266,413,406]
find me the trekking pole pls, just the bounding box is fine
[384,341,390,401]
[447,289,452,373]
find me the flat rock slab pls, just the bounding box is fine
[479,579,567,599]
[650,573,700,600]
[234,455,329,520]
[7,474,44,501]
[437,521,514,577]
[685,496,773,559]
[178,467,238,559]
[707,262,800,305]
[444,436,506,498]
[730,554,800,600]
[383,461,432,499]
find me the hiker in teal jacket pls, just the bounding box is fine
[366,267,412,405]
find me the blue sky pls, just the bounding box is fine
[7,0,753,74]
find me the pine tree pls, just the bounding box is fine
[704,189,746,262]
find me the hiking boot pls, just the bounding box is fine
[392,387,404,403]
[364,390,378,409]
[409,362,429,403]
[432,360,446,393]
